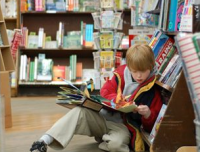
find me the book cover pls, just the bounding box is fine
[155,37,174,70]
[129,28,154,47]
[152,33,169,58]
[100,31,113,49]
[175,0,185,31]
[37,59,53,81]
[100,51,114,69]
[53,65,66,81]
[149,104,167,143]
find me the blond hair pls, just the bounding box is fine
[126,44,155,71]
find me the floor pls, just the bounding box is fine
[4,97,104,152]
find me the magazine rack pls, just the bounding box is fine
[141,72,196,152]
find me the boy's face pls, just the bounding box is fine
[130,69,151,84]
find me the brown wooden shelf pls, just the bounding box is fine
[4,18,17,21]
[19,48,128,58]
[21,11,95,15]
[155,81,173,92]
[18,81,84,86]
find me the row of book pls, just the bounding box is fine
[19,53,82,82]
[20,22,93,49]
[20,0,129,12]
[92,11,123,30]
[148,30,182,88]
[20,24,129,50]
[130,0,200,32]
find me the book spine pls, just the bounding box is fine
[158,46,177,75]
[159,54,179,82]
[168,0,178,31]
[175,0,185,31]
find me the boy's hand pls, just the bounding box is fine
[136,105,151,119]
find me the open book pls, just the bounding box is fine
[56,78,138,113]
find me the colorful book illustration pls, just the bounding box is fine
[175,0,185,31]
[100,31,113,49]
[179,0,193,32]
[131,0,159,27]
[100,0,114,8]
[37,58,53,81]
[129,28,154,46]
[101,11,114,29]
[56,78,138,113]
[53,65,66,81]
[100,51,114,69]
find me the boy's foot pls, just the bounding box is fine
[30,141,47,152]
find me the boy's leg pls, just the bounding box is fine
[98,121,130,152]
[31,107,107,151]
[46,106,107,149]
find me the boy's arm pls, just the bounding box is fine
[100,75,119,101]
[141,89,163,132]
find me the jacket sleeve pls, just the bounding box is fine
[141,88,163,132]
[100,75,118,101]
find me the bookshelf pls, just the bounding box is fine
[3,0,20,97]
[0,3,15,128]
[17,10,131,96]
[136,0,200,151]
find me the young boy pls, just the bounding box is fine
[30,44,162,152]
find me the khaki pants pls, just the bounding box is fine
[46,107,130,152]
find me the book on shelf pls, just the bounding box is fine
[100,51,114,69]
[168,0,178,31]
[129,28,154,47]
[192,4,200,33]
[101,11,114,29]
[151,32,169,58]
[175,0,185,31]
[37,58,53,81]
[155,37,175,70]
[5,0,17,18]
[149,104,167,143]
[56,78,138,113]
[100,31,114,49]
[76,62,83,82]
[157,45,177,75]
[131,0,159,27]
[100,0,114,8]
[28,35,38,48]
[53,65,66,81]
[69,54,77,81]
[179,0,193,32]
[10,30,22,63]
[158,54,180,82]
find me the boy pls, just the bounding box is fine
[30,44,162,152]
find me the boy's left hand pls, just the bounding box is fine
[137,105,151,119]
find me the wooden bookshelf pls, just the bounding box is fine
[17,10,131,96]
[4,0,20,97]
